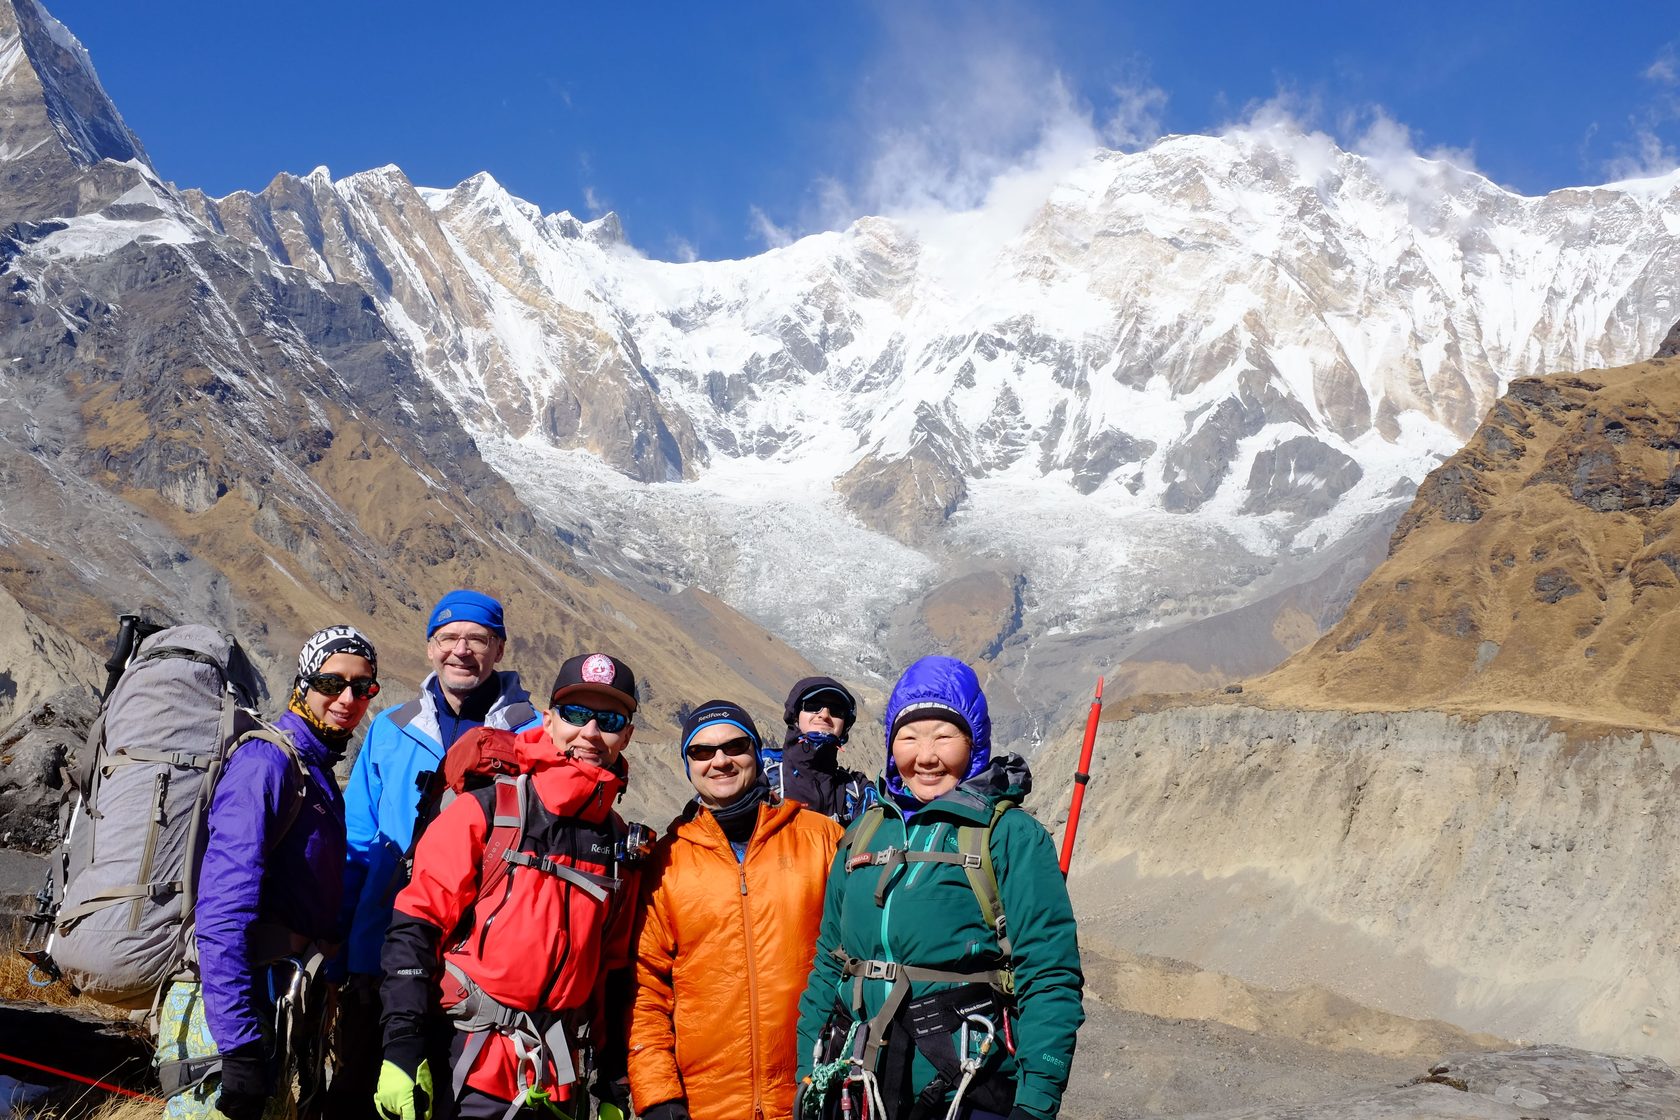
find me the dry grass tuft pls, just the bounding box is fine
[0,921,126,1018]
[10,1097,162,1119]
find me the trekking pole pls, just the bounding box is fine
[102,613,143,699]
[1057,677,1103,877]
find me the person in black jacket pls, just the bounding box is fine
[761,676,869,824]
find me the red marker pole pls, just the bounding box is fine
[1058,677,1104,877]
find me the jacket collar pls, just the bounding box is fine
[402,670,535,749]
[517,725,627,821]
[671,795,799,850]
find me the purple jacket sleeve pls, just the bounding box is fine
[197,740,293,1054]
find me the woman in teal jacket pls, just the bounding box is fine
[795,656,1083,1120]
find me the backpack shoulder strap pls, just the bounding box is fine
[840,802,887,864]
[956,799,1016,958]
[229,728,310,847]
[475,775,528,906]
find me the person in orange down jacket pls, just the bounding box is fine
[628,699,844,1120]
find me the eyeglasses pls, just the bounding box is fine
[685,736,756,763]
[430,631,495,652]
[306,673,380,700]
[552,703,630,734]
[800,695,846,716]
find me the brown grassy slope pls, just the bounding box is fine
[1249,357,1680,730]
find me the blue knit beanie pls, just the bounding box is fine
[427,589,506,639]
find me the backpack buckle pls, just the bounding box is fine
[861,960,899,982]
[960,853,983,869]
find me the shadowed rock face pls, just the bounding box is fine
[1240,435,1363,518]
[837,404,975,538]
[0,0,155,226]
[1163,370,1319,513]
[0,689,95,851]
[1656,318,1680,359]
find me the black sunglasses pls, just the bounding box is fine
[306,673,380,700]
[553,703,630,733]
[800,694,847,716]
[686,736,756,763]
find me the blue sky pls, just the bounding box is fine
[50,0,1680,262]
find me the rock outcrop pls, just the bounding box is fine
[1657,318,1680,359]
[1039,705,1680,1064]
[1253,358,1680,729]
[0,688,94,851]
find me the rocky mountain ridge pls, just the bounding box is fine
[4,0,1680,747]
[0,0,817,822]
[186,104,1680,732]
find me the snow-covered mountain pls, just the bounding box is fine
[183,128,1680,735]
[5,0,1679,744]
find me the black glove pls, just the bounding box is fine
[592,1074,632,1114]
[641,1100,691,1120]
[1007,1110,1042,1120]
[215,1042,270,1120]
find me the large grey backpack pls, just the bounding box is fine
[47,624,300,1008]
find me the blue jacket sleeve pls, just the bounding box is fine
[198,740,294,1054]
[342,715,395,975]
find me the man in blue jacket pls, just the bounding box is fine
[333,590,541,1117]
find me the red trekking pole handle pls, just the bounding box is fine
[1058,677,1103,877]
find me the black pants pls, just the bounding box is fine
[327,981,384,1120]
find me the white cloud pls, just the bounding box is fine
[583,185,605,216]
[1352,107,1481,197]
[767,2,1168,268]
[1103,82,1168,151]
[1603,130,1680,184]
[749,205,793,250]
[1647,45,1679,86]
[1215,93,1487,210]
[668,236,699,263]
[1601,42,1680,183]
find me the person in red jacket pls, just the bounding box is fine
[628,700,843,1120]
[375,653,642,1120]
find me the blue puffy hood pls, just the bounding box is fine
[883,656,991,803]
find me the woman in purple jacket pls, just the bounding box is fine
[157,625,379,1120]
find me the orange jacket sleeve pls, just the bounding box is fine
[627,844,685,1111]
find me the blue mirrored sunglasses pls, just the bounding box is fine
[552,702,630,733]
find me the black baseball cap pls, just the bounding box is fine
[550,652,638,712]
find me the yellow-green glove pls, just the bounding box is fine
[374,1058,433,1120]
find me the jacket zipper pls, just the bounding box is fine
[736,825,765,1119]
[475,866,519,957]
[877,812,947,1005]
